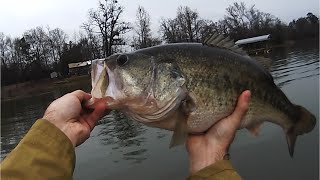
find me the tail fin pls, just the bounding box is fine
[286,105,316,157]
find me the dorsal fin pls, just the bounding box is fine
[203,32,247,56]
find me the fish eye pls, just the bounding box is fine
[170,71,179,79]
[117,55,128,66]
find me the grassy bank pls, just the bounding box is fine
[1,75,91,101]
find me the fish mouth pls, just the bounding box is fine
[94,61,157,110]
[91,59,126,108]
[91,59,108,98]
[102,65,127,109]
[105,66,124,99]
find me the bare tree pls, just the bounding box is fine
[132,6,160,49]
[82,25,103,59]
[24,27,51,68]
[82,0,131,56]
[176,6,202,41]
[133,6,151,49]
[12,37,30,69]
[0,33,16,66]
[160,18,180,43]
[48,28,68,63]
[0,32,7,66]
[160,6,216,43]
[220,2,281,40]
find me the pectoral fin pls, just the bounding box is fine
[169,93,197,148]
[169,114,188,148]
[181,92,197,113]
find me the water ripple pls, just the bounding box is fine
[271,49,319,87]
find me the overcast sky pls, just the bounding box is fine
[0,0,319,38]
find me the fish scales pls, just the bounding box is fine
[138,44,291,131]
[90,35,316,156]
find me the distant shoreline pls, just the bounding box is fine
[1,75,91,101]
[2,39,318,102]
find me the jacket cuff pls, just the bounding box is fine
[187,160,241,180]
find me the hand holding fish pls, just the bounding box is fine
[42,90,108,147]
[186,90,251,174]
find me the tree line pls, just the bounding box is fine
[1,1,319,85]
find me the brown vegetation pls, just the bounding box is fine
[1,75,90,101]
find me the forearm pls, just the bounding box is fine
[1,119,75,180]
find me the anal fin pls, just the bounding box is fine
[246,123,262,136]
[286,128,297,158]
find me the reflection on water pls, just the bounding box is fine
[1,45,319,180]
[271,48,319,87]
[1,93,53,157]
[1,83,92,159]
[98,112,146,147]
[97,111,148,164]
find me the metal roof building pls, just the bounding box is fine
[235,34,271,45]
[68,61,91,69]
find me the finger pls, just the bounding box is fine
[85,101,108,131]
[228,90,251,128]
[206,90,251,143]
[83,97,96,109]
[71,90,92,102]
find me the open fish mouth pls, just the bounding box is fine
[91,58,126,108]
[104,65,126,101]
[91,59,108,98]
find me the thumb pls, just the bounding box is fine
[85,101,108,131]
[71,90,92,102]
[228,90,251,129]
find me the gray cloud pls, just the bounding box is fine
[0,0,318,38]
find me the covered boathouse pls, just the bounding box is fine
[235,34,271,55]
[68,61,91,76]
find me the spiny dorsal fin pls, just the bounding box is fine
[203,32,247,56]
[252,56,273,71]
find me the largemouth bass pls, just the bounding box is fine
[90,34,316,157]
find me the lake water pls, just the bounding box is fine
[1,45,319,180]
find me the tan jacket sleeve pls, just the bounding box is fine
[187,160,242,180]
[1,119,75,180]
